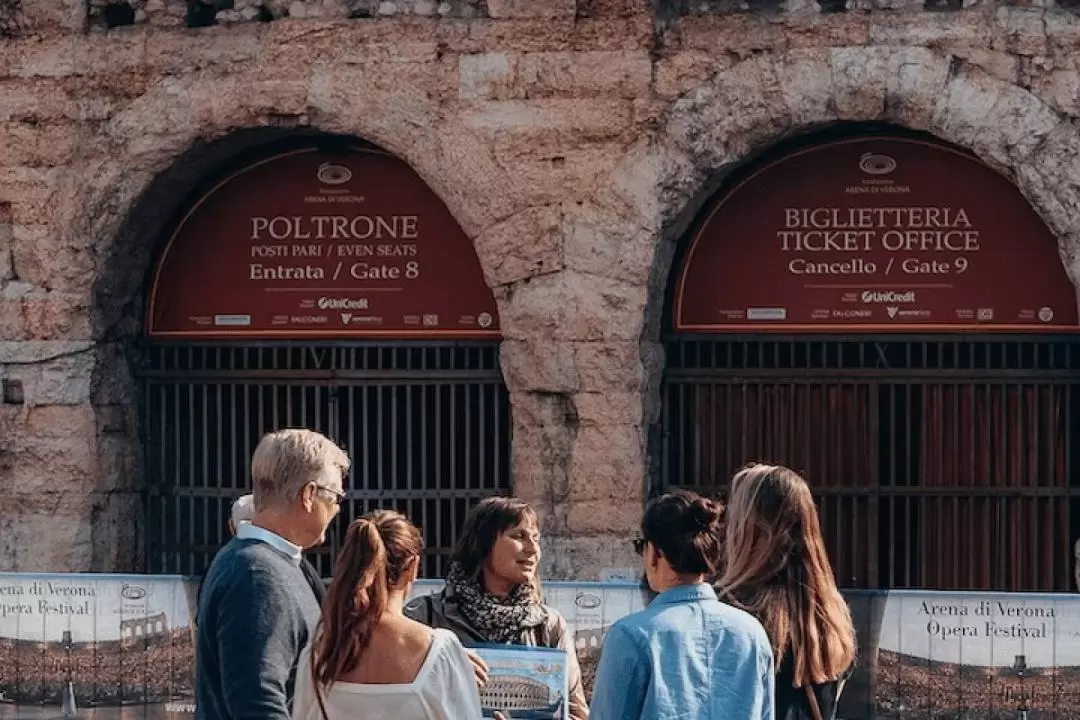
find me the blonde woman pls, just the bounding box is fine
[718,464,856,720]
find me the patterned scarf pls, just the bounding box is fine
[445,562,547,644]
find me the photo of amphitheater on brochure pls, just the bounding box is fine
[469,644,568,720]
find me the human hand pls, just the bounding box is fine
[466,649,489,688]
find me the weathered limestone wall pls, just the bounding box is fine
[2,0,1080,578]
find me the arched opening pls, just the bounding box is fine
[138,137,511,578]
[660,125,1080,592]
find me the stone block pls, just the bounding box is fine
[573,390,641,428]
[486,0,575,18]
[474,205,564,287]
[11,221,94,286]
[882,47,950,131]
[459,52,517,101]
[678,15,789,54]
[573,341,643,392]
[557,272,646,341]
[1029,68,1080,118]
[6,290,92,340]
[518,50,652,99]
[589,139,701,241]
[0,122,78,166]
[829,46,890,120]
[655,50,737,100]
[562,202,653,285]
[777,48,833,130]
[9,40,78,78]
[500,339,581,394]
[565,497,644,535]
[867,10,990,48]
[491,133,627,205]
[188,78,311,127]
[932,62,1061,171]
[14,0,85,34]
[667,55,792,173]
[95,431,139,492]
[995,6,1049,57]
[784,14,871,49]
[0,346,95,405]
[541,533,641,581]
[1018,123,1080,238]
[425,124,531,237]
[0,297,25,338]
[0,80,78,121]
[952,48,1021,85]
[24,404,96,438]
[462,100,632,138]
[0,221,11,283]
[0,490,141,572]
[494,272,565,341]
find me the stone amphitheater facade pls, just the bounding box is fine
[1,0,1080,577]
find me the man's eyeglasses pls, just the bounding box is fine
[632,537,646,556]
[313,483,346,505]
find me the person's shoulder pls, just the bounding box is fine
[710,602,772,649]
[430,626,464,649]
[403,590,442,622]
[604,605,655,643]
[207,542,300,597]
[427,628,473,671]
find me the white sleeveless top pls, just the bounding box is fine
[291,629,483,720]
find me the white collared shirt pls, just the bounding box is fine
[236,520,303,561]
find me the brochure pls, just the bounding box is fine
[470,644,569,720]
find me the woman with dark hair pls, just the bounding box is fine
[718,463,856,720]
[291,510,482,720]
[590,490,774,720]
[404,496,589,720]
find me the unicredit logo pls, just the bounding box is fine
[862,290,915,304]
[317,297,369,310]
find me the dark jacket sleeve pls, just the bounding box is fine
[216,568,305,719]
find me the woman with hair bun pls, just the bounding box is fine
[291,510,482,720]
[718,463,856,720]
[590,490,775,720]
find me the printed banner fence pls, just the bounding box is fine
[2,573,1078,719]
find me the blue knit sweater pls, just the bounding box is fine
[195,538,321,719]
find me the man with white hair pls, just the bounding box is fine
[227,494,255,535]
[195,429,349,720]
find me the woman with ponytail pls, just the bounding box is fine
[291,510,482,720]
[718,464,856,720]
[590,490,775,720]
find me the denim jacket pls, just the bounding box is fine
[590,583,775,720]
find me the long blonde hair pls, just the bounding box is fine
[717,463,855,688]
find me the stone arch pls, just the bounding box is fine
[81,81,532,340]
[71,80,531,570]
[604,46,1080,492]
[642,47,1080,337]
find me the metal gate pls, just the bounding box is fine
[660,335,1080,592]
[137,342,511,578]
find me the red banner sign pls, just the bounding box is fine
[147,148,500,339]
[674,137,1080,332]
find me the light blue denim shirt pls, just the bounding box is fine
[590,583,775,720]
